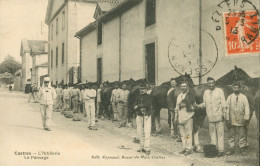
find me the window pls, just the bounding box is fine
[56,18,59,35]
[146,0,156,27]
[62,43,64,64]
[51,24,53,40]
[51,50,53,68]
[56,47,58,67]
[62,11,65,31]
[97,22,102,45]
[97,58,102,83]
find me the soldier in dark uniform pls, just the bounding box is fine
[134,84,152,155]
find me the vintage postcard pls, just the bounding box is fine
[0,0,259,166]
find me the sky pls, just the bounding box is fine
[0,0,48,63]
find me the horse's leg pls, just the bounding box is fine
[151,108,156,133]
[127,108,133,127]
[170,110,174,136]
[168,109,171,129]
[156,109,161,133]
[193,127,202,152]
[245,110,254,147]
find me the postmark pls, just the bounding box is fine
[168,30,218,78]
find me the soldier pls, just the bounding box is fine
[174,82,195,156]
[134,84,152,155]
[62,85,71,111]
[167,78,181,141]
[198,77,227,157]
[96,83,103,119]
[55,85,63,110]
[84,85,97,130]
[38,77,56,131]
[28,84,34,103]
[117,84,130,128]
[226,82,250,155]
[79,84,86,117]
[110,84,120,121]
[71,85,80,113]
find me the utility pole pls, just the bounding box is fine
[198,0,202,84]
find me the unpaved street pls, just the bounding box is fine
[0,88,258,166]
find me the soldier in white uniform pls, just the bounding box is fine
[84,85,97,130]
[226,82,250,155]
[38,77,56,131]
[55,85,63,110]
[110,84,120,121]
[117,84,130,128]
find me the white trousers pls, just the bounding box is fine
[209,121,224,152]
[85,101,96,127]
[40,104,53,128]
[136,115,151,151]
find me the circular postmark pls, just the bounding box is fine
[168,30,218,78]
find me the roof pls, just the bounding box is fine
[20,39,48,56]
[36,62,48,67]
[98,0,126,12]
[97,0,141,22]
[75,21,96,38]
[76,0,141,37]
[93,0,126,20]
[45,0,99,25]
[28,40,48,54]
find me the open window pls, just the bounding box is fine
[56,47,58,67]
[97,58,102,83]
[97,22,102,45]
[145,0,156,27]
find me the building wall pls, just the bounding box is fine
[80,0,260,85]
[50,0,65,19]
[156,0,200,84]
[36,67,48,88]
[14,76,22,91]
[103,17,120,81]
[48,3,67,85]
[120,2,146,81]
[81,30,97,82]
[32,54,48,86]
[48,1,96,85]
[67,2,96,83]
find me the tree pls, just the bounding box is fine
[0,55,22,75]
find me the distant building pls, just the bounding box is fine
[30,41,48,88]
[14,69,22,91]
[34,62,48,88]
[76,0,260,85]
[20,39,33,92]
[20,39,48,91]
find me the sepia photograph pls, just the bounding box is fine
[0,0,259,165]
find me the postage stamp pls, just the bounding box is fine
[223,10,260,55]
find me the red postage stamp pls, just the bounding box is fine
[223,10,260,55]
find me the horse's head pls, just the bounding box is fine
[175,73,194,88]
[216,66,251,86]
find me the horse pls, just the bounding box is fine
[150,74,195,133]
